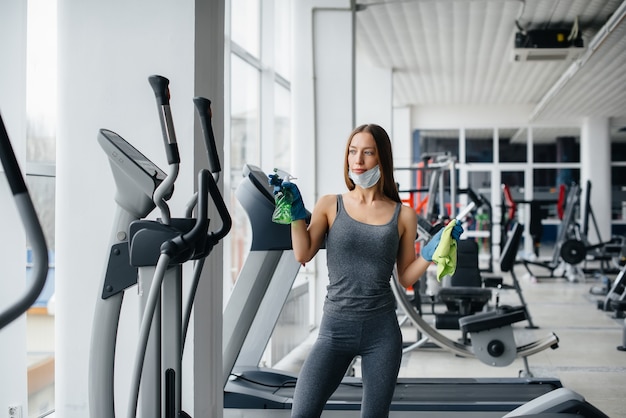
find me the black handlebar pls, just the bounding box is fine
[0,114,28,196]
[161,169,210,257]
[148,74,170,106]
[205,169,232,247]
[148,75,180,165]
[147,76,231,260]
[159,168,231,260]
[0,113,49,330]
[193,97,222,175]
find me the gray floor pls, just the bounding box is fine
[393,263,626,418]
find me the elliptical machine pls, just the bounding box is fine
[88,75,231,418]
[0,112,49,330]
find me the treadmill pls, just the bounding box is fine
[222,164,608,417]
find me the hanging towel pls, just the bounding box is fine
[432,219,458,281]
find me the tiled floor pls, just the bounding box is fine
[395,262,626,418]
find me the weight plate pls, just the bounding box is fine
[561,239,586,264]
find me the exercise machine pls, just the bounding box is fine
[577,180,624,275]
[597,262,626,312]
[501,183,566,258]
[520,182,624,282]
[393,225,553,377]
[0,112,49,330]
[398,153,495,279]
[518,183,584,282]
[428,222,537,341]
[221,164,607,416]
[88,75,231,418]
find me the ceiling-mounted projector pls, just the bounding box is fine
[513,29,584,62]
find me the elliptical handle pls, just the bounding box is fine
[160,169,211,258]
[193,97,222,176]
[0,116,28,196]
[148,74,171,106]
[0,113,49,330]
[206,170,232,245]
[148,75,180,165]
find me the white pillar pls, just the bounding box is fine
[56,1,222,416]
[0,1,28,415]
[293,0,353,325]
[192,1,226,416]
[356,59,393,130]
[392,107,412,193]
[291,0,355,322]
[580,117,611,243]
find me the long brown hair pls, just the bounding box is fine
[343,124,401,203]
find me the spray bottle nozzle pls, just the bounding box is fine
[273,168,296,183]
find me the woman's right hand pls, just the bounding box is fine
[282,182,308,222]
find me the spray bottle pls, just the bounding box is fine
[269,168,296,224]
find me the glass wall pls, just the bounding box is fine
[610,140,626,221]
[412,125,600,261]
[228,0,303,369]
[466,128,493,163]
[25,0,57,415]
[229,0,292,285]
[499,128,527,163]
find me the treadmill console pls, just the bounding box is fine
[236,163,292,251]
[242,164,275,203]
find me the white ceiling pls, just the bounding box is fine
[355,0,626,139]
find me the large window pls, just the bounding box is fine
[610,140,626,221]
[499,128,527,163]
[466,128,493,163]
[231,0,260,58]
[229,1,292,284]
[230,54,261,173]
[228,0,301,369]
[274,82,291,171]
[25,0,57,416]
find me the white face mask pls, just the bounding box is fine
[349,165,381,189]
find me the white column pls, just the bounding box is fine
[392,107,412,194]
[356,60,393,129]
[55,1,217,416]
[580,117,611,243]
[293,0,352,325]
[0,1,28,415]
[192,1,225,417]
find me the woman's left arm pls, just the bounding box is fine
[396,206,431,289]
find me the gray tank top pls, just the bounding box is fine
[324,194,401,320]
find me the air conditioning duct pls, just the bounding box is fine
[513,29,584,62]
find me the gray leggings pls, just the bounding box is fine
[291,310,402,418]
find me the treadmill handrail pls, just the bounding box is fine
[392,267,474,357]
[0,112,49,330]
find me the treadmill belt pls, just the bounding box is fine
[275,379,560,404]
[226,371,562,412]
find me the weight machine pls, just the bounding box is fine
[520,182,624,282]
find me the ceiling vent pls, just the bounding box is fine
[513,29,584,62]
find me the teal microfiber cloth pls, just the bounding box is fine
[432,219,458,281]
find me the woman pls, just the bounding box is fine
[278,124,462,418]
